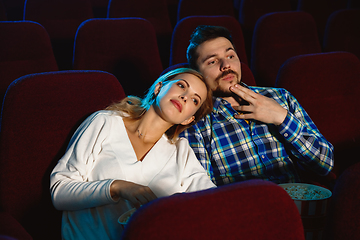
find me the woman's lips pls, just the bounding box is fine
[170,99,182,112]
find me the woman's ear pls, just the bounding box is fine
[154,82,162,96]
[180,116,195,126]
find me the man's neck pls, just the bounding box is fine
[222,96,240,107]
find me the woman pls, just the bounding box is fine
[50,68,215,240]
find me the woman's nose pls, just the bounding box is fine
[180,95,187,102]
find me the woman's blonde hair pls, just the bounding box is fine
[106,67,213,141]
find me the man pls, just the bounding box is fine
[179,25,334,186]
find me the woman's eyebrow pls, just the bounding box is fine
[181,79,202,101]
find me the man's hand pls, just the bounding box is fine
[230,84,287,125]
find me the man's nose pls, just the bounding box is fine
[220,59,230,71]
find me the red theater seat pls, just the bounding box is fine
[24,0,94,70]
[73,18,164,97]
[0,21,58,109]
[0,70,125,240]
[121,180,305,240]
[238,0,292,64]
[177,0,235,22]
[296,0,347,42]
[276,52,360,178]
[107,0,173,68]
[324,161,360,240]
[323,9,360,61]
[251,11,321,87]
[169,15,248,66]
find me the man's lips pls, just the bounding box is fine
[221,73,235,81]
[170,99,182,112]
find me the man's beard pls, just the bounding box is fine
[212,69,240,97]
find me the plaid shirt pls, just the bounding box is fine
[179,86,334,186]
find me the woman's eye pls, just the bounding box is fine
[192,98,199,105]
[177,82,185,88]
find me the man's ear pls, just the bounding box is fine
[180,116,195,125]
[154,82,162,96]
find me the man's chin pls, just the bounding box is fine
[213,89,233,98]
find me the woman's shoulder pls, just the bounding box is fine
[80,110,124,128]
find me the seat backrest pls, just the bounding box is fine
[121,180,305,240]
[296,0,347,42]
[324,161,360,240]
[0,70,126,239]
[0,21,58,107]
[23,0,94,70]
[238,0,292,63]
[177,0,235,22]
[73,18,164,97]
[251,11,321,87]
[170,15,248,66]
[24,0,93,39]
[107,0,173,68]
[276,52,360,175]
[107,0,172,36]
[323,9,360,61]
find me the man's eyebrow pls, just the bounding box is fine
[181,79,202,100]
[200,47,235,63]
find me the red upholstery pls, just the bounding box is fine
[108,0,172,37]
[170,15,248,66]
[324,161,360,240]
[0,70,126,239]
[73,18,164,97]
[323,9,360,61]
[107,0,173,68]
[24,0,94,70]
[0,21,58,108]
[121,180,305,240]
[296,0,347,42]
[238,0,292,64]
[276,52,360,177]
[251,11,321,87]
[177,0,235,22]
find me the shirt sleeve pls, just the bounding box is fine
[278,90,334,176]
[50,111,117,211]
[176,138,216,192]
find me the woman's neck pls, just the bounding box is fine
[124,106,172,144]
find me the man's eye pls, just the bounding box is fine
[208,60,216,65]
[228,55,234,59]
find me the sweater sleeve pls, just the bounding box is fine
[50,111,117,211]
[176,138,217,192]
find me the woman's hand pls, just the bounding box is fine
[110,180,157,208]
[230,84,287,125]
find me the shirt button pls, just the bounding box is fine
[284,133,288,137]
[261,155,265,159]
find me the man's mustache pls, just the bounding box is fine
[215,70,239,82]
